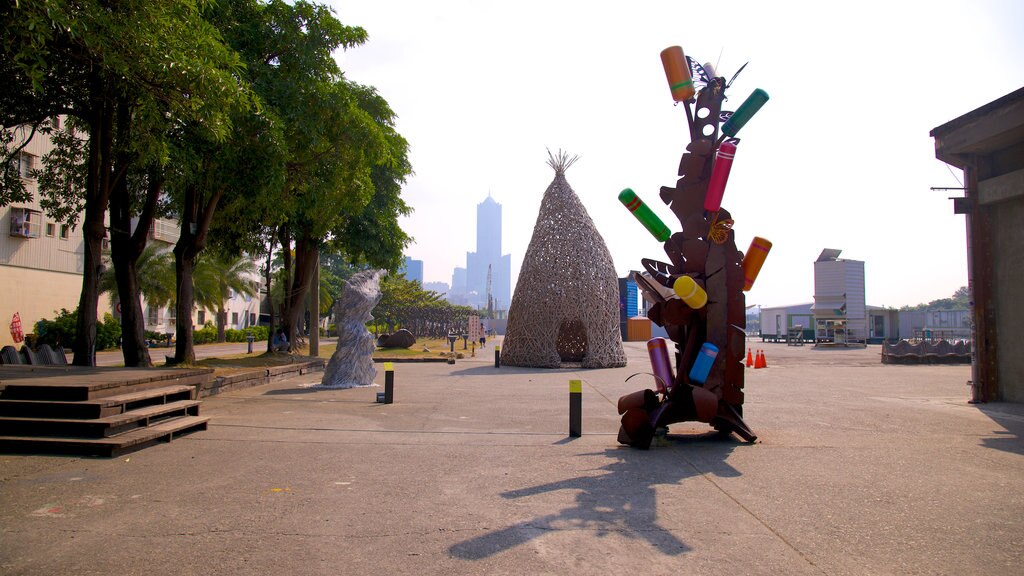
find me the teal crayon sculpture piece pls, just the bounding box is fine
[722,88,769,137]
[618,188,671,242]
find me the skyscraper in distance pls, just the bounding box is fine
[398,256,423,284]
[466,195,511,311]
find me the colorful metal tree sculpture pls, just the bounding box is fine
[616,49,769,448]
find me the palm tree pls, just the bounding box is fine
[100,244,176,319]
[193,252,259,342]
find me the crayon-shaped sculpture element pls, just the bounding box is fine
[646,337,675,394]
[660,46,695,102]
[722,88,769,137]
[704,140,737,213]
[742,236,773,290]
[673,275,707,309]
[688,343,719,384]
[619,188,671,242]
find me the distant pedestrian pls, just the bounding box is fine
[272,329,289,352]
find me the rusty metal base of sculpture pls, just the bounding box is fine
[616,384,756,448]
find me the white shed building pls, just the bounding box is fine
[812,249,867,344]
[759,303,814,342]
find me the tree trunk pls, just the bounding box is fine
[171,182,222,365]
[74,202,106,366]
[281,236,319,348]
[172,252,197,364]
[264,238,275,353]
[112,256,151,367]
[309,258,319,356]
[108,102,158,368]
[72,74,114,366]
[216,308,226,342]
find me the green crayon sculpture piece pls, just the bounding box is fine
[618,188,672,242]
[722,88,769,137]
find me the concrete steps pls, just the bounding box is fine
[0,368,213,457]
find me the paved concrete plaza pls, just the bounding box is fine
[2,339,1022,575]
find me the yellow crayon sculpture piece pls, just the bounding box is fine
[673,275,707,309]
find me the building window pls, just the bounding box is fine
[45,222,56,237]
[197,310,206,325]
[231,312,239,325]
[168,307,176,324]
[250,313,256,326]
[147,306,160,325]
[59,224,69,240]
[9,207,41,238]
[14,152,36,179]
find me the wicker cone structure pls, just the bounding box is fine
[501,151,627,369]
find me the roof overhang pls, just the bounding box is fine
[931,87,1024,169]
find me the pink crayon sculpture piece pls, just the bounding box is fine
[704,140,737,213]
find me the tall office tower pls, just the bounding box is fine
[398,256,424,284]
[445,267,468,305]
[465,195,511,311]
[451,267,467,295]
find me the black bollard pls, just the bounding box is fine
[384,362,394,404]
[569,379,582,437]
[494,346,501,368]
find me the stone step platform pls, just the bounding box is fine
[0,366,212,401]
[0,399,201,438]
[0,384,195,419]
[0,366,213,457]
[0,415,209,457]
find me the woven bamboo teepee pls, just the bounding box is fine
[501,150,627,369]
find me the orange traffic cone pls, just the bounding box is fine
[746,348,754,367]
[761,350,768,368]
[754,349,765,369]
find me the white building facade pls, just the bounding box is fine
[811,249,867,344]
[2,122,261,347]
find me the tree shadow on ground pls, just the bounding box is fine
[449,433,746,560]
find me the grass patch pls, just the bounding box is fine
[315,336,486,360]
[193,352,308,377]
[182,335,494,377]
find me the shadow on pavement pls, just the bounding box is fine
[449,365,590,377]
[263,387,324,396]
[975,403,1024,456]
[449,436,746,560]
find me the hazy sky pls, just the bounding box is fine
[330,0,1024,309]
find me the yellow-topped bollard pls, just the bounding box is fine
[569,380,582,437]
[383,362,394,404]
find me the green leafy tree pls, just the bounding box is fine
[193,251,259,342]
[372,274,473,338]
[162,0,290,364]
[219,0,411,347]
[900,286,971,312]
[2,0,250,366]
[99,244,176,311]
